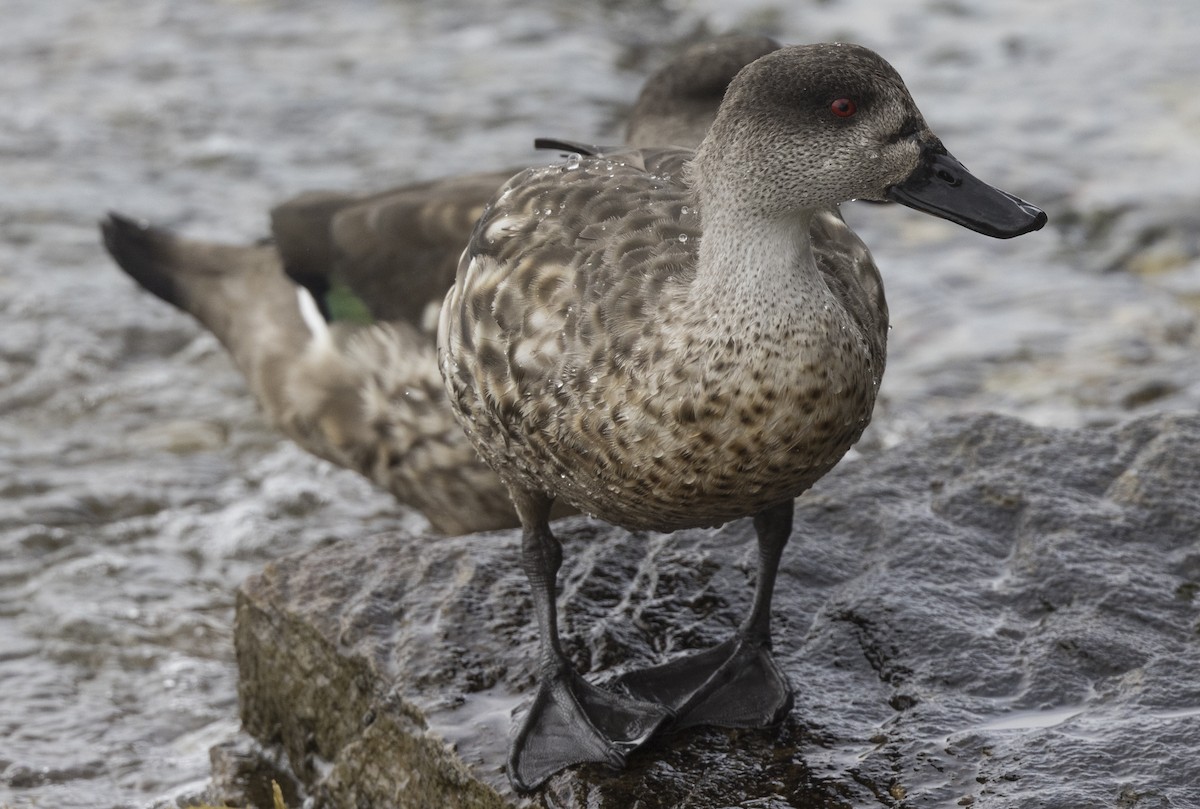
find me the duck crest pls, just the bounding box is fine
[440,148,886,531]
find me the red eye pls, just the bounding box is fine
[830,98,857,118]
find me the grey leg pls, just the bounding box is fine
[507,491,670,791]
[613,499,795,730]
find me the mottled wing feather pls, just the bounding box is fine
[441,150,701,502]
[810,208,889,371]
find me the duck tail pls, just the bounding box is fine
[100,211,320,385]
[100,211,363,462]
[100,212,191,311]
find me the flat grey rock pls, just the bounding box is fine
[231,412,1200,808]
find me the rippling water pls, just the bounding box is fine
[2,0,1198,806]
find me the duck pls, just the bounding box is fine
[101,35,781,535]
[437,42,1046,790]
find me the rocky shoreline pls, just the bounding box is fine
[218,412,1200,808]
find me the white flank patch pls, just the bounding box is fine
[296,287,332,352]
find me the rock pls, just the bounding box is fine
[232,412,1200,808]
[206,734,305,809]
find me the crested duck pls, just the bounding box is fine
[437,42,1046,789]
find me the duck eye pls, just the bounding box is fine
[830,98,857,118]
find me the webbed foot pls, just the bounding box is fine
[508,668,671,791]
[613,635,793,731]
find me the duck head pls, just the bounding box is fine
[693,42,1047,238]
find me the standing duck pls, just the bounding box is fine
[101,36,780,535]
[438,42,1046,789]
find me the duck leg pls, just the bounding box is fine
[507,492,671,791]
[614,499,795,731]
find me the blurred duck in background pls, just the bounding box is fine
[101,36,781,535]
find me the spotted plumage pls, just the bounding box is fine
[437,42,1046,791]
[442,149,885,530]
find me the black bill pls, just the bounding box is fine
[886,145,1047,239]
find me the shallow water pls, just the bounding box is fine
[1,0,1198,806]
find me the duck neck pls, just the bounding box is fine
[686,201,822,340]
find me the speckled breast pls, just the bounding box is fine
[531,340,882,532]
[438,153,886,532]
